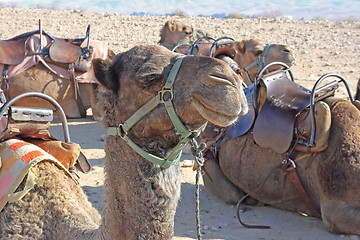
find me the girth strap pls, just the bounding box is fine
[285,166,321,218]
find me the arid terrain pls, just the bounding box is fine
[1,6,360,240]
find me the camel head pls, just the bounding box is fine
[159,20,208,50]
[93,45,247,148]
[233,39,295,85]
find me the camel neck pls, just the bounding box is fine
[102,137,181,239]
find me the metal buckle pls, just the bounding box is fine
[118,123,127,139]
[159,87,173,103]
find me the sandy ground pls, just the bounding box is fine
[1,6,360,240]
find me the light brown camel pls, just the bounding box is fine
[0,31,114,120]
[201,79,360,235]
[232,39,295,85]
[0,45,248,239]
[187,38,295,86]
[158,20,209,51]
[7,64,103,120]
[157,20,295,84]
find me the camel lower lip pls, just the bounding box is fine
[192,99,239,127]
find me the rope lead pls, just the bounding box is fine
[189,138,206,240]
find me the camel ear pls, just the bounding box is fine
[167,20,176,32]
[136,55,168,89]
[92,58,119,92]
[234,40,245,54]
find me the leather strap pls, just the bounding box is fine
[285,166,321,219]
[69,64,86,118]
[2,64,9,99]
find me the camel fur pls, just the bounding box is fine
[0,45,247,239]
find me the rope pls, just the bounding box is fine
[236,162,283,229]
[189,137,206,240]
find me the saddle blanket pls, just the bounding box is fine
[0,138,75,211]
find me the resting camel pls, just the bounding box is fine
[201,70,360,235]
[158,20,209,51]
[0,45,248,239]
[188,38,295,86]
[0,30,113,120]
[157,19,295,84]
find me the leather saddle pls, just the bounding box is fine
[224,69,337,154]
[0,29,91,69]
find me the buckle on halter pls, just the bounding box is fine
[159,87,173,103]
[118,123,127,139]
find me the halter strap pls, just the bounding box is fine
[241,43,273,83]
[108,56,207,168]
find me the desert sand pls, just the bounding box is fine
[1,6,360,240]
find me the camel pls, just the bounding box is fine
[157,19,295,84]
[187,38,295,86]
[0,29,113,120]
[158,20,209,51]
[0,45,248,239]
[200,69,360,235]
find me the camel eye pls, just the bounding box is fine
[254,50,263,56]
[183,27,191,34]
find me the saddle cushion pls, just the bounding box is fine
[24,139,81,170]
[294,101,331,153]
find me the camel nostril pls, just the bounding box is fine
[283,48,290,53]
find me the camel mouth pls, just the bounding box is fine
[192,94,240,127]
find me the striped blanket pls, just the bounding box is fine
[0,139,76,211]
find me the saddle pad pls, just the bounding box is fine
[0,139,76,211]
[225,84,256,139]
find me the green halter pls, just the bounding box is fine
[107,56,207,168]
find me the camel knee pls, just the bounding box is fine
[202,158,246,204]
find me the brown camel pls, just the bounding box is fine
[232,39,295,85]
[0,31,113,120]
[157,20,295,84]
[201,73,360,235]
[187,38,295,86]
[0,45,247,239]
[158,20,209,51]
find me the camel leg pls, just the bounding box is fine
[320,198,360,235]
[202,158,247,204]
